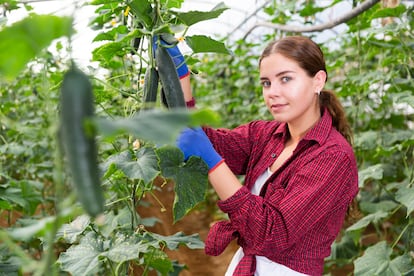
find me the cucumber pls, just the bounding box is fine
[59,65,105,218]
[155,46,186,108]
[142,67,159,108]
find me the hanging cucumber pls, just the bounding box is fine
[59,64,105,218]
[142,67,159,108]
[155,45,186,108]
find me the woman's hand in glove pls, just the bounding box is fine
[176,127,224,172]
[153,35,190,79]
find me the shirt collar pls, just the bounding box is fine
[273,107,333,146]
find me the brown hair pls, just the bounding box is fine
[260,36,360,224]
[259,36,353,145]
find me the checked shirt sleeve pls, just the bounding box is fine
[217,148,358,259]
[203,122,259,175]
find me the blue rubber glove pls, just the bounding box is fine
[177,127,223,171]
[153,35,189,79]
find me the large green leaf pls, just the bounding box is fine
[185,35,230,54]
[58,232,104,276]
[102,147,159,184]
[101,239,149,263]
[358,164,384,188]
[175,2,228,26]
[56,215,91,243]
[92,41,125,65]
[354,241,391,275]
[354,131,378,150]
[147,232,204,250]
[156,146,209,223]
[354,241,414,276]
[143,249,173,275]
[346,210,388,232]
[128,0,153,28]
[7,216,55,242]
[95,108,220,146]
[395,185,414,217]
[0,14,72,79]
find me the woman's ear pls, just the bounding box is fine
[314,70,327,92]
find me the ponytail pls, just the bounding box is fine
[320,90,361,225]
[319,90,353,145]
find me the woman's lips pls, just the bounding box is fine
[270,103,287,111]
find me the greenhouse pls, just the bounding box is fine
[0,0,413,275]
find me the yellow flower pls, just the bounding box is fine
[124,6,130,17]
[139,77,145,87]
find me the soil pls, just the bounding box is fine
[135,178,238,276]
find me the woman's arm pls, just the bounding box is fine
[208,162,243,200]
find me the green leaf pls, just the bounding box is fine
[190,108,221,127]
[354,131,378,150]
[160,0,184,9]
[0,180,42,214]
[147,232,204,250]
[92,41,125,65]
[395,185,414,217]
[58,232,103,276]
[143,249,173,275]
[0,14,72,80]
[128,0,153,28]
[95,108,220,146]
[358,164,384,188]
[95,109,190,145]
[328,231,358,260]
[393,91,414,109]
[7,216,55,242]
[359,200,398,214]
[185,35,230,54]
[101,239,149,263]
[175,2,228,26]
[354,241,391,276]
[102,147,159,184]
[390,254,414,275]
[354,242,414,276]
[346,210,388,232]
[93,25,129,42]
[370,4,406,20]
[56,215,91,243]
[299,3,324,17]
[156,146,209,222]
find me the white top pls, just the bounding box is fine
[224,168,308,276]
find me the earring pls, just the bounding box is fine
[316,90,320,95]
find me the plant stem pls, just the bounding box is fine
[391,220,412,249]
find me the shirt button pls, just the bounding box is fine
[271,153,276,158]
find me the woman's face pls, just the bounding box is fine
[260,53,324,125]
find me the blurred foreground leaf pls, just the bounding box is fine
[0,14,72,80]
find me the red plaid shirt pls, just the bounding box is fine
[203,108,358,275]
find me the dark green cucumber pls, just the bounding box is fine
[59,65,105,218]
[142,67,159,108]
[155,46,186,108]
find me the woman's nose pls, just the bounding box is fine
[264,84,279,97]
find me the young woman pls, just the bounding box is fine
[175,36,359,275]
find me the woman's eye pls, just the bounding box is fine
[281,76,291,83]
[261,80,271,87]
